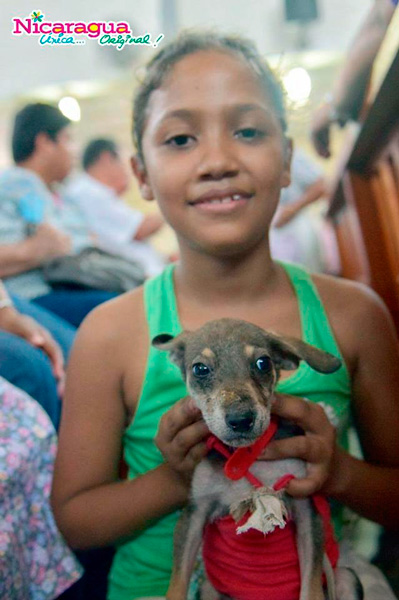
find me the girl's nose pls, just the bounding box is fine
[197,137,239,181]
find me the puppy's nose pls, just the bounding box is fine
[225,411,255,433]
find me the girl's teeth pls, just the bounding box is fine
[208,195,241,204]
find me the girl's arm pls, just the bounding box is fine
[51,292,207,549]
[263,279,399,529]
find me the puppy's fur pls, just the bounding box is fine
[153,318,362,600]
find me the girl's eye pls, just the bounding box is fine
[255,356,272,373]
[165,134,194,148]
[235,128,265,141]
[192,363,211,378]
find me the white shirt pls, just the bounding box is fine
[66,173,143,246]
[65,173,166,277]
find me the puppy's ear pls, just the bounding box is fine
[152,331,191,375]
[266,334,341,374]
[152,333,175,348]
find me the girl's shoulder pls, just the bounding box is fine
[312,272,395,372]
[79,284,147,343]
[312,271,388,319]
[74,285,149,376]
[71,285,150,420]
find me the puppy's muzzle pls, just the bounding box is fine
[225,409,256,433]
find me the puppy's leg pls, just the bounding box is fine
[199,578,227,600]
[167,502,210,600]
[292,498,325,600]
[334,567,363,600]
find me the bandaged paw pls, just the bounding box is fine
[231,488,288,535]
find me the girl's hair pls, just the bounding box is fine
[132,31,287,161]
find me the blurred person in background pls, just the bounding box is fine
[312,0,399,591]
[0,279,75,429]
[270,148,339,274]
[0,103,117,326]
[66,138,167,278]
[311,0,397,158]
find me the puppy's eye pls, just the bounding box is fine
[255,356,272,373]
[192,363,211,378]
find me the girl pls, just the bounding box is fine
[52,33,399,599]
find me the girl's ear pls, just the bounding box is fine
[281,137,293,189]
[130,154,155,201]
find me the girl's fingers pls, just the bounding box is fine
[266,393,337,497]
[155,397,209,472]
[284,470,325,498]
[158,397,202,443]
[182,441,208,470]
[172,420,210,457]
[272,393,332,434]
[261,434,330,463]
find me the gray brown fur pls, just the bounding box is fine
[153,318,362,600]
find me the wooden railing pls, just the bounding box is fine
[328,47,399,331]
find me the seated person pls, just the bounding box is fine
[269,149,338,274]
[66,138,167,278]
[0,376,82,598]
[0,103,117,326]
[0,280,75,428]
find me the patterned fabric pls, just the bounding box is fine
[0,377,82,599]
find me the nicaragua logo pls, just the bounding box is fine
[12,11,164,49]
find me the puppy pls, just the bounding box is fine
[153,318,362,600]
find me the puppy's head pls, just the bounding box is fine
[153,318,340,447]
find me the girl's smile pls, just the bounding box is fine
[187,187,253,214]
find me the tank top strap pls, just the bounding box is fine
[143,263,181,339]
[279,261,344,361]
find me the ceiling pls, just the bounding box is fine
[2,0,371,99]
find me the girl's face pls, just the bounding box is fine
[133,50,291,258]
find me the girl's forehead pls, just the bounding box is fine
[145,50,274,121]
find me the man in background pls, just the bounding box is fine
[0,103,117,326]
[269,149,338,274]
[66,138,166,278]
[311,0,397,158]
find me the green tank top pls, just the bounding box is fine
[108,261,351,600]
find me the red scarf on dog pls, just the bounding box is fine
[202,418,338,600]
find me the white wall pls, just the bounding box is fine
[1,0,372,100]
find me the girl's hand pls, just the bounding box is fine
[260,393,340,498]
[155,397,209,487]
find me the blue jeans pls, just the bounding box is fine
[11,295,76,360]
[0,331,61,428]
[33,289,117,327]
[0,297,77,428]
